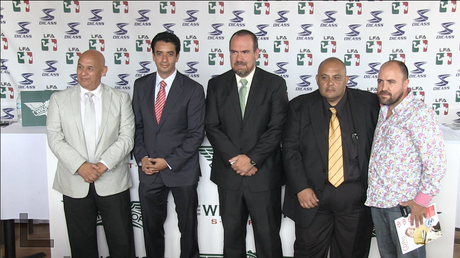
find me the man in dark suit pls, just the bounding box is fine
[282,57,379,258]
[205,29,288,258]
[132,32,205,258]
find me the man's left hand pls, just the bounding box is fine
[150,158,168,173]
[400,200,426,227]
[229,155,254,175]
[92,162,108,174]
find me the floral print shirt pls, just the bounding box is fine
[365,92,447,208]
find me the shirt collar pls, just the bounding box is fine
[235,67,256,87]
[391,90,413,116]
[80,83,102,99]
[156,70,177,88]
[322,88,348,115]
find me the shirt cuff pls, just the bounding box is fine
[165,160,172,170]
[99,160,110,171]
[413,192,433,207]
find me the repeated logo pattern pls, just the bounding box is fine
[1,1,458,122]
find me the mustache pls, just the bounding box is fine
[378,90,391,95]
[234,61,246,66]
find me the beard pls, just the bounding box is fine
[232,61,252,77]
[378,90,404,106]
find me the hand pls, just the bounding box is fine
[141,157,157,175]
[229,155,254,176]
[244,166,258,177]
[150,158,168,172]
[400,200,426,227]
[92,162,107,174]
[77,162,102,183]
[297,188,319,209]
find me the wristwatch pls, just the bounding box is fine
[250,159,257,167]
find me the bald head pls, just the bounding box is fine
[380,60,408,80]
[77,49,108,91]
[317,57,346,75]
[316,57,349,106]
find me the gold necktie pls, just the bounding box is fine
[328,107,344,187]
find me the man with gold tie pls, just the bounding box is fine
[282,57,380,258]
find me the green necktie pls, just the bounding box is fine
[239,78,248,118]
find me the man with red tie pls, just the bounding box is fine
[132,31,205,258]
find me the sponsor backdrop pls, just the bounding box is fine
[2,1,459,257]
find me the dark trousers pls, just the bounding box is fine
[139,174,199,258]
[294,182,372,258]
[218,180,283,258]
[63,184,135,258]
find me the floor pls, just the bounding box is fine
[1,224,460,257]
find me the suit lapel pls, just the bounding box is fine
[243,68,261,126]
[348,89,367,171]
[310,92,328,166]
[157,72,184,130]
[98,84,111,144]
[227,74,243,122]
[71,86,84,139]
[143,74,158,130]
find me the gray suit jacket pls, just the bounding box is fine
[47,83,135,198]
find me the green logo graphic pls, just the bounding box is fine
[208,2,224,14]
[199,146,213,167]
[17,52,33,64]
[298,2,313,14]
[66,52,80,64]
[392,2,408,14]
[63,1,79,13]
[412,40,427,52]
[160,2,175,14]
[97,201,143,228]
[113,1,128,13]
[320,41,336,53]
[436,52,452,65]
[41,39,57,51]
[366,41,382,53]
[456,91,460,102]
[440,1,455,12]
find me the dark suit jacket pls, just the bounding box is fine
[132,71,205,187]
[205,68,289,192]
[282,88,379,227]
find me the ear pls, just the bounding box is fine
[175,53,180,63]
[403,78,409,89]
[101,66,108,77]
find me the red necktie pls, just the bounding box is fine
[154,80,166,124]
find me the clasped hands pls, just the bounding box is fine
[77,162,107,183]
[141,157,168,175]
[229,154,257,177]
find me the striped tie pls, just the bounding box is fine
[328,107,344,187]
[154,80,166,124]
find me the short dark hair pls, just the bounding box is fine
[383,60,408,80]
[151,31,181,55]
[229,29,258,52]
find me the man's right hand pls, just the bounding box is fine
[297,188,319,209]
[141,157,158,175]
[77,162,102,183]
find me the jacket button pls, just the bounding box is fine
[318,189,323,193]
